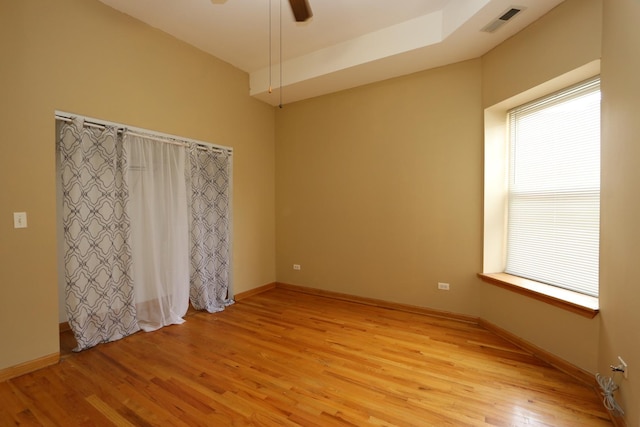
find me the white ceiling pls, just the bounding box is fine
[98,0,565,106]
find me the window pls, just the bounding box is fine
[505,77,600,297]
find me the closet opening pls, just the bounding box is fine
[55,112,233,353]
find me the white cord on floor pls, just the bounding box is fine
[596,373,625,416]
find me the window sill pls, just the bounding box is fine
[477,273,599,319]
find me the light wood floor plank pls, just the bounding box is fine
[0,288,611,426]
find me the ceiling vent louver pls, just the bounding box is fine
[481,7,525,33]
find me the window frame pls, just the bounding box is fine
[480,61,601,318]
[504,77,601,297]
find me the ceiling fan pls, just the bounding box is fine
[211,0,312,22]
[287,0,312,22]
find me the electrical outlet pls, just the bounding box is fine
[13,212,27,229]
[618,356,628,379]
[293,264,301,270]
[438,282,450,290]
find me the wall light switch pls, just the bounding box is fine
[13,212,27,228]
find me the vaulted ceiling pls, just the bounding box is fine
[98,0,565,106]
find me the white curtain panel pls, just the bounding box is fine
[58,119,140,351]
[126,135,191,332]
[188,145,233,312]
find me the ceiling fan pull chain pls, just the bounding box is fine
[268,0,272,94]
[279,0,283,108]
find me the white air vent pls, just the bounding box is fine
[481,6,525,33]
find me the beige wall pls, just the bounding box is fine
[480,2,640,420]
[0,0,275,370]
[482,0,603,109]
[275,59,484,315]
[600,0,640,424]
[480,0,603,373]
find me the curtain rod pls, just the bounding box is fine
[55,115,176,143]
[125,130,188,148]
[55,112,232,155]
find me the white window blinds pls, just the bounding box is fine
[506,77,601,297]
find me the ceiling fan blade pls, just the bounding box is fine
[288,0,313,22]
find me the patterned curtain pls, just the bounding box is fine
[188,144,233,312]
[58,119,140,351]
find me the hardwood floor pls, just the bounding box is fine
[1,288,611,426]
